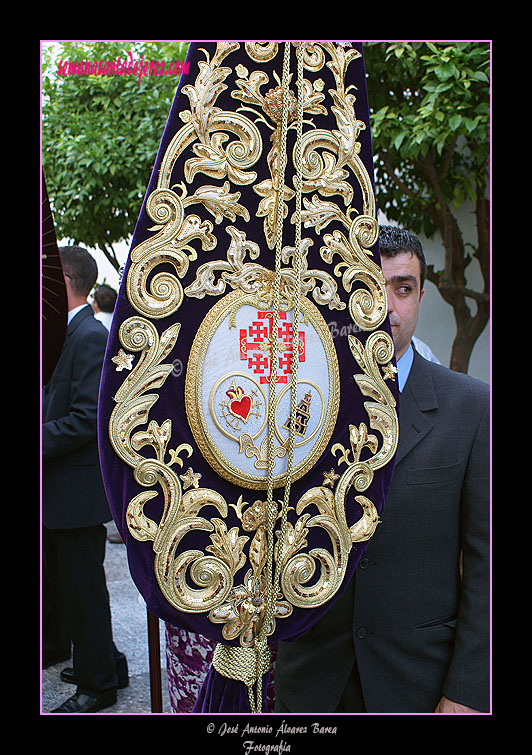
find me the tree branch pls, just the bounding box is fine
[416,152,466,287]
[98,239,120,272]
[382,153,418,200]
[474,175,490,292]
[440,134,458,181]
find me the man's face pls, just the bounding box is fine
[381,251,425,361]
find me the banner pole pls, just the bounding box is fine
[147,609,163,713]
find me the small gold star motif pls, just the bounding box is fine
[382,362,398,381]
[179,467,202,490]
[323,468,340,488]
[111,348,134,372]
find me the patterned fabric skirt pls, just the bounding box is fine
[165,623,277,713]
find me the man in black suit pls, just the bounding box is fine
[42,245,127,713]
[274,226,490,714]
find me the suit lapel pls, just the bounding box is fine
[394,350,438,466]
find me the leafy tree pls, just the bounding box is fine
[42,41,490,373]
[364,41,490,373]
[41,41,190,271]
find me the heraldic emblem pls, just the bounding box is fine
[98,41,399,713]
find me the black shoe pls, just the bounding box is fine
[60,655,129,689]
[52,690,117,713]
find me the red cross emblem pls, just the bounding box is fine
[240,311,306,384]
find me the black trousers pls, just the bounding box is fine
[42,524,119,695]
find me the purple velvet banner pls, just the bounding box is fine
[98,41,398,713]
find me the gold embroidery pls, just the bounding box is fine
[107,44,399,675]
[179,467,202,490]
[348,330,399,471]
[111,348,134,372]
[184,225,345,312]
[126,187,216,320]
[323,468,340,488]
[123,40,385,323]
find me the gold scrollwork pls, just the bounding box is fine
[109,317,181,467]
[348,330,399,471]
[321,215,387,332]
[185,225,345,312]
[277,485,351,608]
[126,188,216,320]
[108,42,399,648]
[126,43,264,322]
[244,42,279,63]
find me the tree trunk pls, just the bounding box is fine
[428,255,489,375]
[449,301,490,374]
[421,154,489,375]
[444,189,490,374]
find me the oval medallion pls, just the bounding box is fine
[185,289,340,489]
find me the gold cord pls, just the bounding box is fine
[212,642,271,711]
[211,42,306,715]
[271,39,304,619]
[248,41,305,714]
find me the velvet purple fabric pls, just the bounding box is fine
[97,42,399,713]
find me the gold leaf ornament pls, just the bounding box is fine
[104,42,399,712]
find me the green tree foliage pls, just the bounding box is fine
[42,41,490,373]
[364,41,490,373]
[42,41,190,271]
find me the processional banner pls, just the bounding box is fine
[97,41,399,713]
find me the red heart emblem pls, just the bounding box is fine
[229,395,252,422]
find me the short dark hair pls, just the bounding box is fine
[94,283,117,313]
[59,245,98,297]
[378,225,427,290]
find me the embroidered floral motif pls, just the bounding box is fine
[107,43,398,648]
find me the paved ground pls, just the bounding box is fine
[41,521,172,714]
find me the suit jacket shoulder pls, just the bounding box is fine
[42,306,109,459]
[407,348,489,411]
[68,305,109,347]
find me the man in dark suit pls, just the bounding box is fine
[42,245,127,713]
[274,226,490,714]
